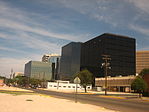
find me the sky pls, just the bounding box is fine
[0,0,149,77]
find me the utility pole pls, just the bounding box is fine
[102,55,111,95]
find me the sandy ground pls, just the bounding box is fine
[0,87,118,112]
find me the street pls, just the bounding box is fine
[29,88,149,112]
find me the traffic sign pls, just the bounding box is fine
[74,77,81,84]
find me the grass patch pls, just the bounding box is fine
[0,90,35,96]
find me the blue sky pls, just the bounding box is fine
[0,0,149,77]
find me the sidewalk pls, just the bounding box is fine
[0,86,118,112]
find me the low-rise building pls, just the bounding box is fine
[47,80,92,91]
[95,76,136,92]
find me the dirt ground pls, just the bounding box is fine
[0,87,118,112]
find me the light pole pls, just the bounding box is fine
[102,55,111,95]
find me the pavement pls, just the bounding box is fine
[0,86,118,112]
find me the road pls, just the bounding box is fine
[29,88,149,112]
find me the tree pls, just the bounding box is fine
[29,78,41,88]
[131,76,147,97]
[15,76,29,87]
[75,69,93,92]
[5,79,13,86]
[139,68,149,77]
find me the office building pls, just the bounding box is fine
[49,55,61,80]
[81,33,136,77]
[136,51,149,74]
[60,42,82,80]
[24,61,52,81]
[42,54,60,80]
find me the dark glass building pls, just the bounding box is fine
[81,33,136,77]
[60,42,82,80]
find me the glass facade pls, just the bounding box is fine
[60,42,82,80]
[24,61,52,81]
[81,33,136,77]
[48,56,61,80]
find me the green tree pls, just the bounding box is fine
[75,69,93,93]
[29,78,41,88]
[15,76,29,87]
[139,68,149,77]
[5,79,13,86]
[131,76,147,97]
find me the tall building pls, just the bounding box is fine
[81,33,136,77]
[42,54,61,80]
[60,42,82,80]
[136,51,149,74]
[24,61,52,81]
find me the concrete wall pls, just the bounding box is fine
[47,81,92,90]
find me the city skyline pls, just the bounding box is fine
[0,0,149,77]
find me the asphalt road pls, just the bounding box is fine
[29,89,149,112]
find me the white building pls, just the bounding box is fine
[47,80,92,91]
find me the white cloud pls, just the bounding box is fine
[0,58,28,78]
[0,53,44,78]
[0,0,86,42]
[0,33,8,39]
[57,0,136,27]
[130,24,149,37]
[0,18,80,41]
[129,0,149,14]
[0,30,62,55]
[0,46,26,53]
[20,33,61,54]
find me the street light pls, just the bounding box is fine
[102,55,111,95]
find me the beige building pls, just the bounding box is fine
[95,76,135,92]
[136,51,149,74]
